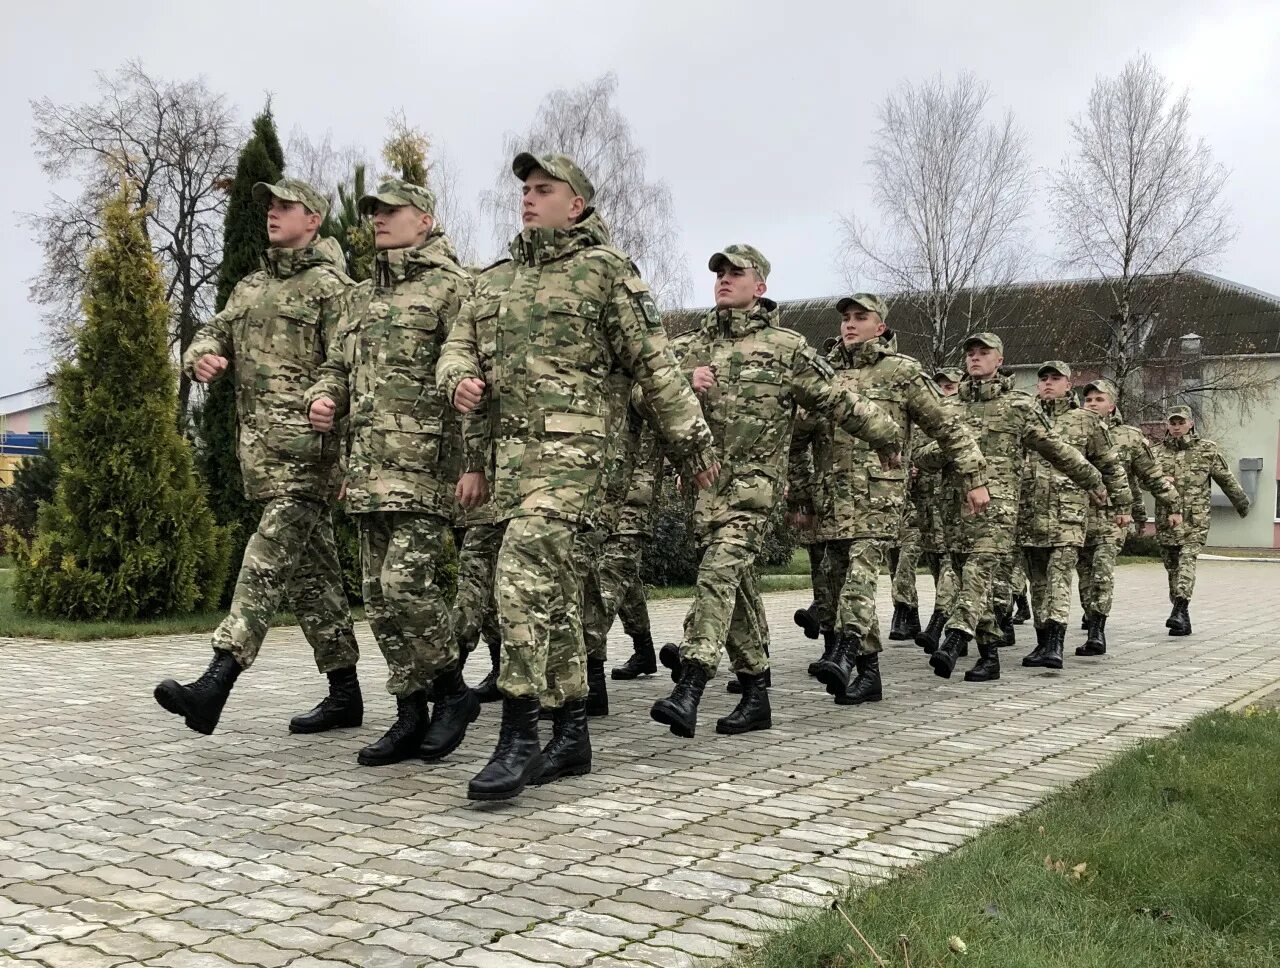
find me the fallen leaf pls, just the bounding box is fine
[948,935,968,954]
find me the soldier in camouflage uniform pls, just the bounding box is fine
[155,178,361,737]
[794,295,988,706]
[454,506,504,701]
[1018,361,1132,671]
[651,250,901,737]
[1008,553,1031,624]
[438,153,718,801]
[303,179,479,766]
[1153,405,1250,636]
[911,368,962,654]
[1074,379,1182,654]
[918,334,1106,684]
[608,414,662,680]
[887,509,923,641]
[787,402,838,675]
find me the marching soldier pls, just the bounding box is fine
[609,413,663,680]
[912,367,963,654]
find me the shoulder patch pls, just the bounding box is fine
[621,276,662,327]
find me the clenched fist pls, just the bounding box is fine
[309,397,336,432]
[193,354,229,384]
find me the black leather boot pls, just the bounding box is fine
[997,607,1015,647]
[467,696,544,801]
[900,605,921,640]
[650,661,709,738]
[1165,601,1181,629]
[835,653,882,704]
[930,628,970,679]
[727,667,771,693]
[471,639,502,703]
[531,698,591,785]
[808,628,838,677]
[1081,612,1090,631]
[964,642,1001,682]
[793,600,821,640]
[1077,614,1107,656]
[420,661,480,761]
[1026,621,1065,669]
[611,631,657,680]
[1168,598,1191,636]
[887,602,908,640]
[1022,626,1050,667]
[585,658,609,716]
[915,610,945,654]
[1012,594,1031,624]
[659,642,683,682]
[154,649,241,735]
[815,630,860,696]
[289,667,363,733]
[357,691,428,766]
[716,672,772,734]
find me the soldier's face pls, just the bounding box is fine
[965,346,1002,378]
[371,203,433,250]
[522,170,584,229]
[1083,390,1115,415]
[840,310,886,345]
[1037,373,1071,400]
[1167,417,1192,437]
[266,198,321,248]
[714,266,765,309]
[936,379,958,396]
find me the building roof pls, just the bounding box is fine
[664,271,1280,367]
[0,385,53,417]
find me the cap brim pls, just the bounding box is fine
[252,182,286,205]
[708,252,751,273]
[963,338,999,351]
[512,152,543,181]
[1038,366,1070,377]
[357,192,409,216]
[836,297,880,314]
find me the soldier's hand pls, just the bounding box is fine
[337,481,347,502]
[456,471,489,510]
[1167,512,1183,527]
[878,449,903,471]
[693,462,721,490]
[454,377,486,414]
[1088,487,1109,508]
[691,366,717,394]
[964,485,991,516]
[193,354,229,383]
[1114,513,1133,528]
[309,397,336,432]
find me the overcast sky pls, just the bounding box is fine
[3,0,1278,394]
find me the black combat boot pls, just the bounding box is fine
[1022,626,1049,666]
[585,658,609,716]
[816,630,861,696]
[808,628,838,677]
[915,610,946,654]
[1081,613,1090,631]
[1012,594,1031,624]
[997,607,1015,647]
[964,642,1001,682]
[1026,620,1065,669]
[1165,601,1181,629]
[357,691,428,766]
[650,661,709,738]
[835,653,882,705]
[716,671,772,734]
[1168,598,1192,636]
[154,650,242,735]
[531,698,591,785]
[887,602,908,640]
[727,667,771,693]
[467,696,544,801]
[289,666,363,734]
[611,631,657,680]
[930,628,971,679]
[899,605,921,640]
[1077,614,1107,656]
[793,600,821,639]
[471,639,502,703]
[420,660,480,761]
[659,642,683,682]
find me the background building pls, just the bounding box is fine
[0,385,53,486]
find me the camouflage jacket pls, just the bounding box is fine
[790,334,987,542]
[787,406,831,546]
[1019,397,1132,548]
[1085,413,1180,538]
[671,299,899,537]
[303,231,471,516]
[916,375,1103,554]
[909,465,948,554]
[435,212,716,526]
[1153,432,1249,545]
[184,237,351,502]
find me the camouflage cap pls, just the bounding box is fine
[358,178,437,217]
[512,152,596,205]
[1038,360,1073,378]
[708,243,771,281]
[962,332,1004,353]
[1083,378,1118,398]
[252,177,329,219]
[836,293,890,320]
[933,367,965,384]
[1166,404,1194,422]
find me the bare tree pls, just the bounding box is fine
[285,126,370,202]
[26,60,238,414]
[836,73,1033,367]
[479,73,691,307]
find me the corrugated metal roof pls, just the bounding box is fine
[0,385,53,416]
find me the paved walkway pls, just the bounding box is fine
[2,560,1278,968]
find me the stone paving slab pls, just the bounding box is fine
[1,560,1278,967]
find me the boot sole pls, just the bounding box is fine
[650,702,696,738]
[529,760,592,786]
[289,712,364,734]
[834,692,882,705]
[715,717,772,735]
[1075,646,1106,656]
[929,652,955,679]
[466,755,545,802]
[153,681,217,735]
[611,666,657,680]
[357,740,426,767]
[963,672,1000,682]
[420,695,481,762]
[793,611,820,639]
[1168,629,1191,637]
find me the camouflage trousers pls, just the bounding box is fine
[680,513,770,677]
[804,541,836,632]
[890,527,923,607]
[1023,545,1079,626]
[944,551,1003,646]
[1077,531,1125,617]
[825,538,887,657]
[598,531,651,640]
[357,512,456,696]
[922,551,959,615]
[495,515,585,709]
[576,528,609,663]
[212,496,358,673]
[1160,536,1206,602]
[455,523,502,654]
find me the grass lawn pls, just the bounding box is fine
[736,707,1280,968]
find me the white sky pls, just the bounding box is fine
[2,0,1278,393]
